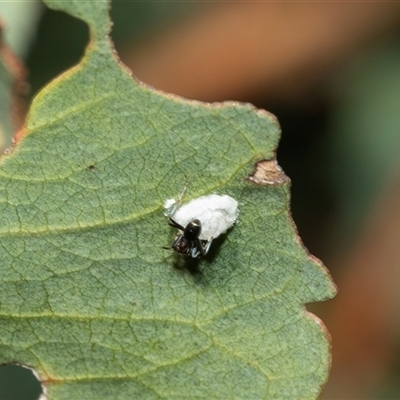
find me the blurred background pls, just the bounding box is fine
[1,1,400,399]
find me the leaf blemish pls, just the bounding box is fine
[248,159,290,185]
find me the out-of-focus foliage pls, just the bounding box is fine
[330,39,400,238]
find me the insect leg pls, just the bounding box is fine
[202,238,213,256]
[177,184,187,205]
[196,237,213,256]
[167,218,185,231]
[190,246,201,258]
[163,232,183,252]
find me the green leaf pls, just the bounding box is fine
[0,1,336,399]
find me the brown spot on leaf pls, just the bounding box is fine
[248,159,290,185]
[0,21,28,146]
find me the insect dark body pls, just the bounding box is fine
[164,218,212,258]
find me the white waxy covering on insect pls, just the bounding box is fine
[164,194,239,241]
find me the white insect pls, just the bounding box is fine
[163,192,239,258]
